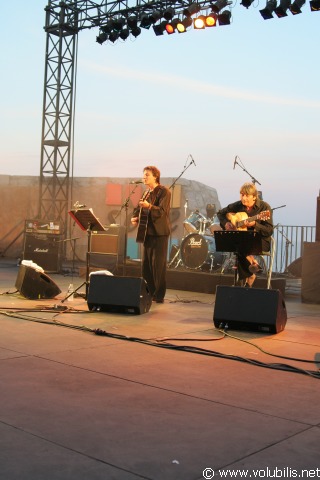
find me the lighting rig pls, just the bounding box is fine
[90,0,319,45]
[95,0,234,45]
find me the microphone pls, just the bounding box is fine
[190,155,196,166]
[130,180,143,184]
[233,156,237,170]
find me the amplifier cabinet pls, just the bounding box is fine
[90,225,125,261]
[23,234,61,273]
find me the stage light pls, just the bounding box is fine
[163,7,175,20]
[101,24,112,34]
[109,31,119,43]
[127,15,138,28]
[211,0,232,13]
[289,0,305,13]
[240,0,255,8]
[275,0,290,16]
[310,0,320,9]
[149,10,162,24]
[112,17,126,31]
[140,13,152,29]
[205,12,218,26]
[131,26,142,37]
[119,28,130,40]
[176,17,193,32]
[194,15,206,28]
[165,18,180,34]
[218,9,232,24]
[183,3,201,16]
[259,0,277,18]
[153,20,168,36]
[96,32,108,44]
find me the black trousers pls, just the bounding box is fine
[237,237,270,281]
[142,235,169,301]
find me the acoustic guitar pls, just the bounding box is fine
[226,210,270,231]
[136,190,150,243]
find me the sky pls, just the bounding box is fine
[0,1,319,227]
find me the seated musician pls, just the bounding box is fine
[217,182,273,287]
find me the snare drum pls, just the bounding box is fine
[180,233,223,271]
[183,211,207,234]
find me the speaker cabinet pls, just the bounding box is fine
[87,275,152,315]
[213,286,287,334]
[23,234,61,272]
[90,226,125,255]
[89,226,125,270]
[301,242,320,304]
[15,265,61,300]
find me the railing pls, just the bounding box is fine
[272,225,316,274]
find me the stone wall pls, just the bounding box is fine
[0,175,221,261]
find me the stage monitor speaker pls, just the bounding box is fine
[23,234,61,272]
[213,286,287,334]
[15,265,61,300]
[87,275,152,315]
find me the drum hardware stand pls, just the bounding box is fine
[220,252,235,274]
[62,208,105,301]
[168,245,182,269]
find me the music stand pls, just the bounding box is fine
[214,231,262,285]
[62,208,105,301]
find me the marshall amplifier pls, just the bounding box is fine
[25,219,61,235]
[23,234,61,273]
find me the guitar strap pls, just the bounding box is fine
[148,186,162,209]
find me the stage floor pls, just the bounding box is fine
[0,259,319,480]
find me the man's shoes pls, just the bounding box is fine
[153,297,164,303]
[244,274,256,288]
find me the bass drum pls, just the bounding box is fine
[180,233,224,271]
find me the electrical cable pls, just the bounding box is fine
[1,309,319,379]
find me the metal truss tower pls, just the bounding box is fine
[38,0,223,236]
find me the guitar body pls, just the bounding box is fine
[226,210,270,231]
[136,189,150,244]
[136,207,149,243]
[227,212,249,231]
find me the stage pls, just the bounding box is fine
[0,258,319,480]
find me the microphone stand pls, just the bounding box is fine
[167,155,195,268]
[114,183,141,277]
[234,156,261,186]
[274,222,292,273]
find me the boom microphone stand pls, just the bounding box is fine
[168,154,196,268]
[113,182,141,276]
[233,155,261,187]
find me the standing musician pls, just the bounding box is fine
[217,182,273,287]
[131,166,171,303]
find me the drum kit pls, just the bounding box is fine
[169,208,227,273]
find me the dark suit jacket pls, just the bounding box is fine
[133,185,171,236]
